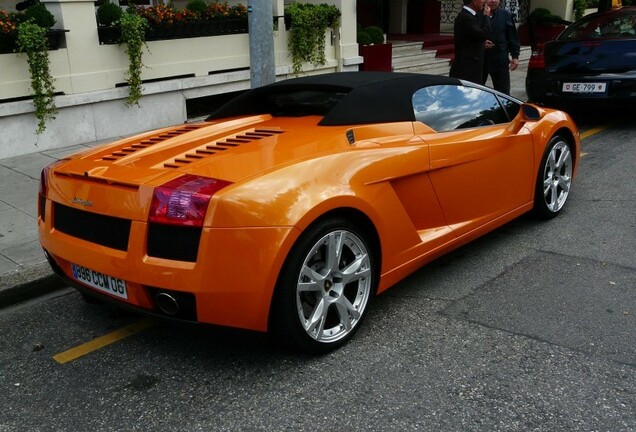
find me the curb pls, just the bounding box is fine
[0,262,67,309]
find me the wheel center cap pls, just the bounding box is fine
[324,280,333,291]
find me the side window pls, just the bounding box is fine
[412,85,509,131]
[498,95,521,121]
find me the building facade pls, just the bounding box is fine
[1,0,575,158]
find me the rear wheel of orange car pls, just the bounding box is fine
[534,135,573,219]
[270,218,378,354]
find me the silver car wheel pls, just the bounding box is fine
[542,140,572,213]
[295,230,372,344]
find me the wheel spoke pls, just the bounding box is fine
[558,176,571,193]
[340,255,370,285]
[548,184,559,210]
[325,232,345,273]
[305,298,327,337]
[543,177,552,195]
[298,280,322,293]
[548,151,557,172]
[301,263,326,283]
[334,296,359,331]
[555,146,570,170]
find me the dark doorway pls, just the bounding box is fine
[407,0,442,34]
[356,0,389,30]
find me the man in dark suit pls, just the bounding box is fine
[449,0,492,84]
[483,0,521,94]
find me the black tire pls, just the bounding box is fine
[269,218,378,354]
[533,135,574,219]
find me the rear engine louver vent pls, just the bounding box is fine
[100,124,206,162]
[163,128,284,169]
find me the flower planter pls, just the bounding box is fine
[359,43,392,72]
[0,32,15,53]
[97,25,120,45]
[0,28,67,54]
[98,18,248,45]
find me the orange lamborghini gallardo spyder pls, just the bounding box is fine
[38,72,580,353]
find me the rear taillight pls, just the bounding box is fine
[528,44,546,70]
[38,159,67,222]
[149,175,232,227]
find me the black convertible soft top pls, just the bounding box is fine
[208,72,462,126]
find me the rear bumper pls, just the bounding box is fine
[526,70,636,110]
[39,199,300,332]
[44,248,202,324]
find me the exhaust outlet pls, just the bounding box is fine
[155,292,180,316]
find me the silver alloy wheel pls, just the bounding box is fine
[542,140,572,213]
[296,230,372,344]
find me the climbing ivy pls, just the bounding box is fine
[286,3,340,75]
[17,21,57,135]
[118,12,148,106]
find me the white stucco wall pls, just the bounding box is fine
[530,0,575,21]
[0,0,351,158]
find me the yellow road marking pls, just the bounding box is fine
[581,152,588,157]
[581,125,607,140]
[53,319,155,364]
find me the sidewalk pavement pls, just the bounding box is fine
[0,68,529,308]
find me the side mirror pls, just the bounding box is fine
[521,103,544,121]
[506,103,546,134]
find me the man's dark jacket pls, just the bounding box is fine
[449,7,491,84]
[484,7,520,72]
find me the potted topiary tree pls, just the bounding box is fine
[358,25,392,71]
[96,1,123,44]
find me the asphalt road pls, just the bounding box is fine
[1,112,634,431]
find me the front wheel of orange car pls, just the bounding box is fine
[270,218,377,354]
[534,135,573,219]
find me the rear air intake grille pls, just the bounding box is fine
[53,203,131,251]
[147,223,202,262]
[101,124,206,162]
[163,128,285,169]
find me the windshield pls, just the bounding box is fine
[559,9,636,40]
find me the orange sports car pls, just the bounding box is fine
[38,72,580,353]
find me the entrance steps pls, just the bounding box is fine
[391,42,452,75]
[390,35,531,76]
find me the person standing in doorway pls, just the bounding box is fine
[449,0,492,84]
[483,0,521,94]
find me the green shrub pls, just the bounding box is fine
[364,26,384,44]
[573,0,587,20]
[96,2,123,27]
[357,25,384,45]
[24,3,56,29]
[186,0,207,14]
[357,26,372,45]
[529,7,563,22]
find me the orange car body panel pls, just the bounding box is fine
[39,108,580,332]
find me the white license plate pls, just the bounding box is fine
[562,82,607,93]
[71,263,128,299]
